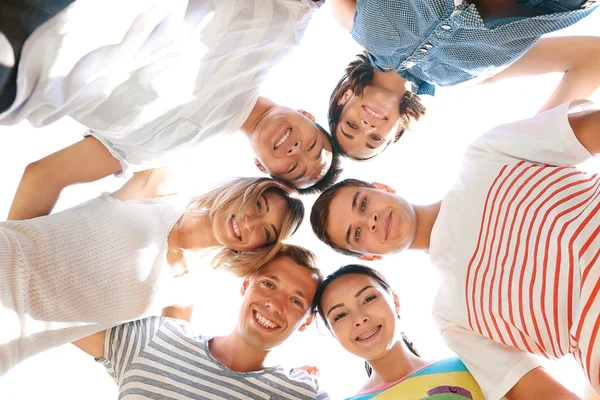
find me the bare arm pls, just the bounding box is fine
[329,0,356,31]
[72,331,106,360]
[569,108,600,156]
[505,367,581,400]
[483,36,600,113]
[162,305,193,323]
[7,136,122,220]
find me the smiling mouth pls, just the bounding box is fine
[274,128,292,150]
[384,213,392,240]
[356,325,382,342]
[254,310,281,330]
[363,105,387,121]
[229,215,242,241]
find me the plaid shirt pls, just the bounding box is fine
[351,0,598,95]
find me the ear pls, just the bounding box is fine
[241,278,250,296]
[338,89,353,106]
[298,312,316,332]
[372,182,396,194]
[392,292,401,316]
[358,255,383,261]
[254,158,268,174]
[298,109,315,122]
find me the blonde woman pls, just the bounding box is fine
[0,169,304,375]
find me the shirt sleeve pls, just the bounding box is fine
[97,316,165,384]
[434,313,541,400]
[480,100,595,167]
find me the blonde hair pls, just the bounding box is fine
[186,177,304,277]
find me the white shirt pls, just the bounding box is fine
[0,0,322,174]
[430,100,599,400]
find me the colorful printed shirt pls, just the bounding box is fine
[347,358,484,400]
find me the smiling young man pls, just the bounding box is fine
[73,244,329,399]
[311,100,600,399]
[1,0,342,221]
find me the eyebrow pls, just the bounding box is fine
[314,141,324,161]
[262,194,270,212]
[340,125,355,140]
[366,143,377,149]
[326,285,375,317]
[345,191,360,246]
[271,223,279,243]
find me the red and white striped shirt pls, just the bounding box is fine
[431,100,599,400]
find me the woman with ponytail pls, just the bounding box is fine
[315,264,484,399]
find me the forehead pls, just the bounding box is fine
[254,256,319,299]
[321,273,381,309]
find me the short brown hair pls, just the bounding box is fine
[254,244,323,311]
[310,178,376,257]
[328,53,426,160]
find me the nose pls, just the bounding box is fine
[361,119,376,134]
[287,140,301,156]
[265,294,284,315]
[368,212,379,232]
[354,313,369,327]
[244,213,261,233]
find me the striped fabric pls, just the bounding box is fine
[99,317,329,400]
[430,100,600,398]
[350,0,598,95]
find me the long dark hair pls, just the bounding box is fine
[314,264,420,377]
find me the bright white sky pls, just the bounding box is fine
[0,3,599,399]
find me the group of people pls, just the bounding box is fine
[1,0,599,399]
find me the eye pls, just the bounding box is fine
[291,298,304,308]
[333,311,348,322]
[307,138,317,151]
[264,227,271,242]
[354,227,361,242]
[363,294,377,304]
[360,197,367,211]
[257,201,262,213]
[287,163,298,173]
[347,121,358,130]
[370,134,383,142]
[262,280,275,289]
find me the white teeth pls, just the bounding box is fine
[255,311,278,329]
[357,326,380,341]
[231,216,241,239]
[365,107,385,120]
[274,128,291,149]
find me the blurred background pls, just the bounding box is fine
[0,2,598,399]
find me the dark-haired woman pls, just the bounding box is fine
[316,264,486,400]
[327,0,600,160]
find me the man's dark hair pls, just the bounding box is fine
[314,264,420,376]
[310,178,376,257]
[328,53,426,161]
[297,123,343,195]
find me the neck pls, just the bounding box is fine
[410,201,441,251]
[367,340,430,389]
[371,69,408,96]
[240,96,276,139]
[209,331,270,373]
[168,212,220,253]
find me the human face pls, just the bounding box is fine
[326,186,417,256]
[249,107,333,189]
[237,256,319,350]
[212,190,287,251]
[336,87,404,160]
[321,274,397,361]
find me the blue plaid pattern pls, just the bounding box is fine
[351,0,598,95]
